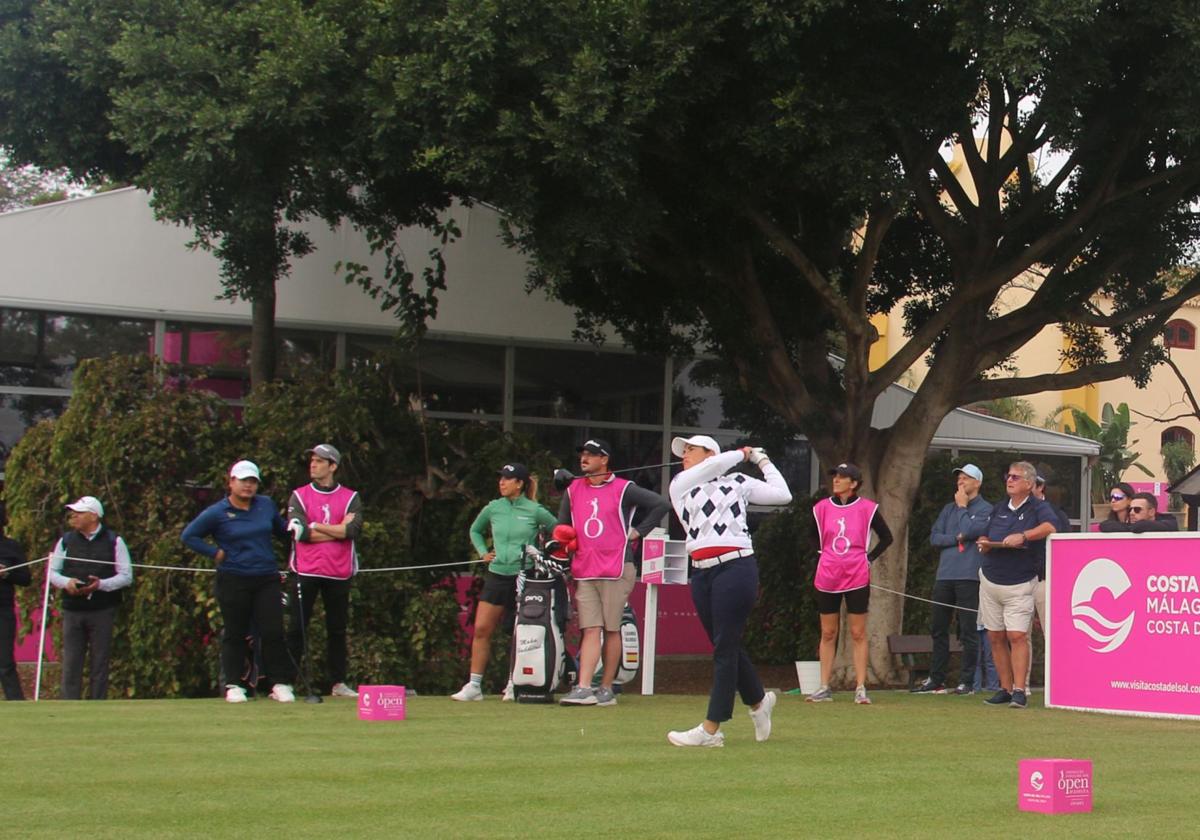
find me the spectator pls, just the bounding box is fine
[0,502,32,700]
[1100,492,1178,533]
[912,464,990,696]
[976,461,1057,709]
[47,496,133,700]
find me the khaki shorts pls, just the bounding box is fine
[978,571,1036,632]
[574,563,636,630]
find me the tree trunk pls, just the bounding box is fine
[249,283,277,388]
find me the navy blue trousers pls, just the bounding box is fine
[689,556,765,722]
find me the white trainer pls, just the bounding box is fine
[502,681,514,702]
[749,690,777,742]
[854,685,872,705]
[224,685,248,704]
[667,723,725,748]
[330,682,359,698]
[451,682,484,702]
[269,684,296,703]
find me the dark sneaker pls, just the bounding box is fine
[910,678,945,694]
[952,684,974,696]
[984,689,1013,706]
[1010,688,1028,709]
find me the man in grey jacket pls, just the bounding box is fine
[913,464,991,695]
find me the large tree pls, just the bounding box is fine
[0,0,450,385]
[359,0,1200,679]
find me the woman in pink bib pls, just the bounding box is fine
[808,462,892,705]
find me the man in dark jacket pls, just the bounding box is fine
[48,496,133,700]
[0,502,32,700]
[913,464,992,695]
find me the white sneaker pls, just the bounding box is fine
[667,723,725,748]
[502,681,514,702]
[330,682,359,698]
[224,685,248,704]
[749,690,777,742]
[269,684,296,703]
[451,682,483,702]
[854,685,872,705]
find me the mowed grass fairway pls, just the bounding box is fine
[6,691,1200,838]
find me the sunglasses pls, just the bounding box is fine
[1129,505,1148,513]
[1005,473,1029,482]
[1110,493,1126,501]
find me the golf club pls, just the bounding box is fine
[290,572,324,704]
[552,461,681,491]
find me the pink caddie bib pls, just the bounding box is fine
[568,478,632,580]
[812,496,878,593]
[290,484,358,579]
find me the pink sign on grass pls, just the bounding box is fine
[1047,533,1200,719]
[357,685,406,721]
[1018,759,1093,813]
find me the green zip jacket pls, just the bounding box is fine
[468,496,559,576]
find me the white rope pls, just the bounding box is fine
[870,583,979,614]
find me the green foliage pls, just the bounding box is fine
[743,498,820,664]
[1161,439,1195,511]
[5,354,556,697]
[1065,402,1154,502]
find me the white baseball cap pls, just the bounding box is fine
[953,464,983,482]
[229,460,262,481]
[65,496,104,518]
[671,435,722,458]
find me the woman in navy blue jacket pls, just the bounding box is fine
[182,460,294,703]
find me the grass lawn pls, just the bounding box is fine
[6,689,1200,838]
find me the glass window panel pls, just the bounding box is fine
[514,347,663,425]
[0,308,154,388]
[278,329,337,377]
[0,394,68,471]
[347,336,505,415]
[163,322,251,399]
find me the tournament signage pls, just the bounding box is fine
[1047,533,1200,719]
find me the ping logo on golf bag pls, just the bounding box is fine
[510,575,569,701]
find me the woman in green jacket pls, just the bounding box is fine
[452,463,557,701]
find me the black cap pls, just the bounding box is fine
[497,463,530,481]
[576,438,612,458]
[828,462,862,482]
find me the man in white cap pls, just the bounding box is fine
[47,496,133,699]
[913,465,991,695]
[286,443,363,698]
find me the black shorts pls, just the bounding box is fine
[479,571,518,611]
[815,585,870,615]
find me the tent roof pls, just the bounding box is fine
[873,381,1100,457]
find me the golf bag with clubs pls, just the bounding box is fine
[509,530,574,703]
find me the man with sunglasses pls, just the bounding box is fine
[1100,492,1178,533]
[976,462,1057,709]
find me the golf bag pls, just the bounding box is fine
[510,540,572,703]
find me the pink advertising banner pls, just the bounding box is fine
[1047,533,1200,719]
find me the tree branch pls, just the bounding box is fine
[743,205,864,338]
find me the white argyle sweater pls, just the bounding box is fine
[669,450,793,554]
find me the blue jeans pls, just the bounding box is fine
[974,626,1000,692]
[689,556,765,722]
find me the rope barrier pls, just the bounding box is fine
[870,583,980,614]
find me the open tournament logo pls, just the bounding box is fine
[1029,771,1044,792]
[1070,557,1136,653]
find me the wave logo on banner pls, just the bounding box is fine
[1029,771,1044,792]
[1070,557,1135,653]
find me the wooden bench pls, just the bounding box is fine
[887,634,963,690]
